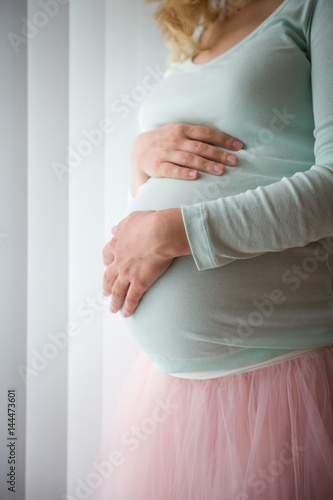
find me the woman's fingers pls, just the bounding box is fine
[131,123,244,190]
[183,139,239,166]
[121,281,146,318]
[158,162,200,179]
[144,123,243,179]
[103,266,133,314]
[102,240,114,266]
[107,277,149,317]
[181,123,243,151]
[109,277,130,313]
[159,144,238,176]
[102,265,117,296]
[158,161,223,180]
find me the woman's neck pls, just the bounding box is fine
[193,0,284,64]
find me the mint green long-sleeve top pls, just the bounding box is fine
[121,0,333,374]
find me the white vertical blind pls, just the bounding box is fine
[26,0,69,498]
[0,1,28,499]
[67,0,106,498]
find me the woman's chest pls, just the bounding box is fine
[139,18,312,134]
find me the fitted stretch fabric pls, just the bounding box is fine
[121,0,333,374]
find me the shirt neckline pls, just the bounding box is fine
[187,0,291,68]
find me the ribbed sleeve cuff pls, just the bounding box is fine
[181,204,216,271]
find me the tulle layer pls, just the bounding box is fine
[90,347,333,500]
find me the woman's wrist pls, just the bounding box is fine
[153,208,192,258]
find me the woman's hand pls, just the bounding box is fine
[130,123,243,195]
[102,209,191,317]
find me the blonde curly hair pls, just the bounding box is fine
[145,0,233,62]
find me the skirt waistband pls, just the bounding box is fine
[168,347,322,380]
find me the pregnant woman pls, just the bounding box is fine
[94,0,333,498]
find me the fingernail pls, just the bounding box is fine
[232,140,243,150]
[122,311,129,318]
[214,164,224,173]
[227,154,238,165]
[110,305,116,313]
[188,170,197,178]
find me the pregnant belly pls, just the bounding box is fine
[119,176,333,364]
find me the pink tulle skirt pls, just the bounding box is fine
[90,347,333,500]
